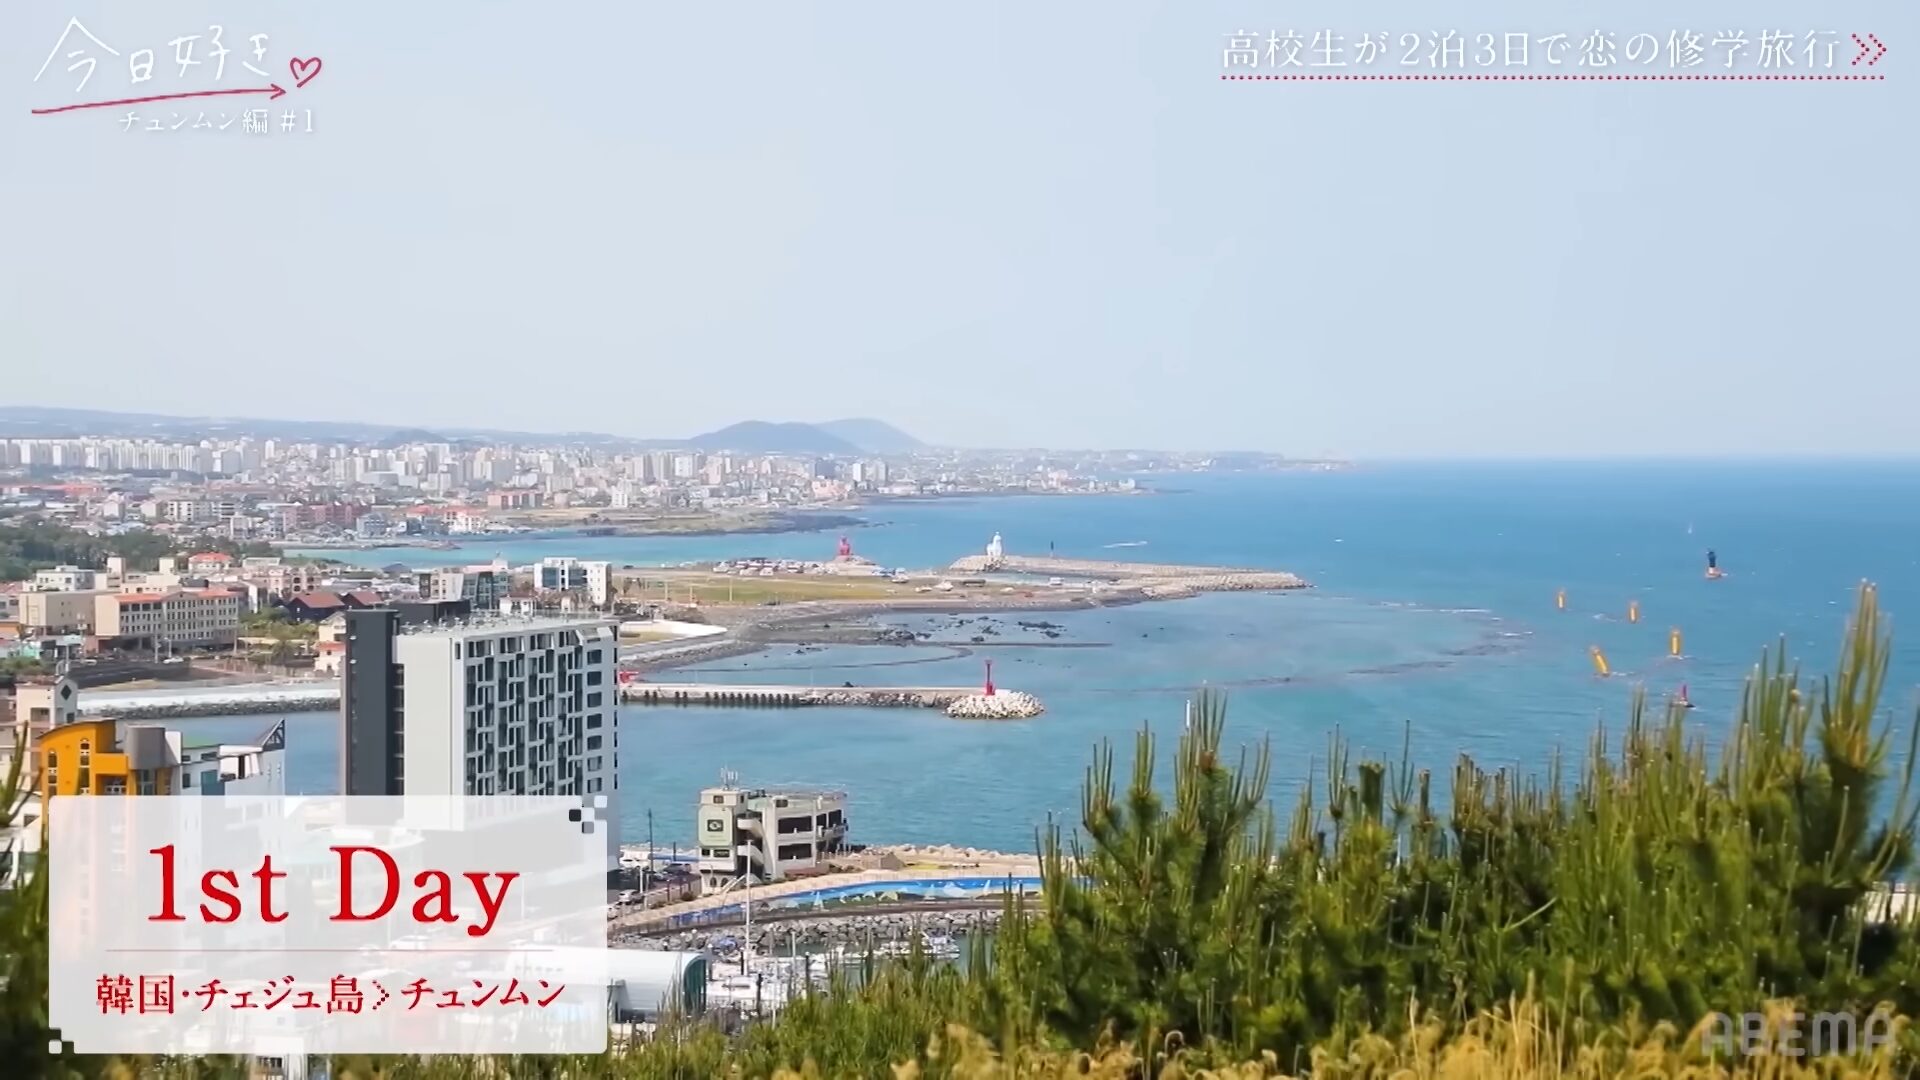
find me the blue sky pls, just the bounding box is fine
[3,2,1913,456]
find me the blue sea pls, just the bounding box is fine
[186,462,1920,853]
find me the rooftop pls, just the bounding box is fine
[110,589,239,603]
[287,591,346,608]
[396,613,618,639]
[179,737,261,752]
[701,783,849,802]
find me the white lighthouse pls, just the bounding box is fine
[985,532,1005,568]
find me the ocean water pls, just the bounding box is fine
[209,462,1920,853]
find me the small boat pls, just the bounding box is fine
[1675,684,1695,710]
[1705,549,1724,580]
[840,933,962,963]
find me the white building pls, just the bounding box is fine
[695,774,849,893]
[535,557,613,608]
[30,565,99,592]
[173,719,289,796]
[416,565,509,611]
[340,612,621,860]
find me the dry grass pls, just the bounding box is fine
[617,572,908,605]
[760,998,1911,1080]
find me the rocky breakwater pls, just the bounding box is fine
[948,553,1308,593]
[804,689,961,709]
[79,683,341,720]
[101,695,339,720]
[1139,572,1308,599]
[622,908,1003,953]
[944,691,1044,720]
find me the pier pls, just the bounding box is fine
[622,683,990,709]
[79,681,340,720]
[946,553,1307,592]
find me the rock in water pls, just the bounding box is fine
[945,691,1044,720]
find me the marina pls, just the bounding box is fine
[620,901,980,1022]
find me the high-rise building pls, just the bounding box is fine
[339,609,621,858]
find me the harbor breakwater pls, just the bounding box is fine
[945,691,1044,719]
[76,677,1045,720]
[623,683,1041,715]
[947,553,1307,592]
[80,683,340,720]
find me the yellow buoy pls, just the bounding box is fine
[1556,588,1567,611]
[1590,646,1611,677]
[1627,600,1640,624]
[1669,628,1682,657]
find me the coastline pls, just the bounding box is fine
[69,597,1159,716]
[625,576,1305,674]
[80,550,1310,718]
[279,487,1179,555]
[600,511,868,540]
[861,487,1154,505]
[278,511,871,551]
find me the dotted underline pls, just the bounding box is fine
[1221,73,1886,81]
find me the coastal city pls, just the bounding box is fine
[7,0,1903,1070]
[0,410,1325,1032]
[0,412,1341,551]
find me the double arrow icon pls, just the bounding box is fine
[1852,33,1887,66]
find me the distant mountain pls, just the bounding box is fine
[377,428,451,449]
[816,418,924,454]
[0,404,922,456]
[684,421,859,454]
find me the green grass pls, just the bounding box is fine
[617,573,907,605]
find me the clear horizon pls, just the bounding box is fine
[9,403,1920,463]
[4,1,1913,457]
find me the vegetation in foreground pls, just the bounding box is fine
[4,585,1918,1077]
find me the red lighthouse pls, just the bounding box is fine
[983,659,995,696]
[836,536,852,559]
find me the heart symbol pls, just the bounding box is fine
[289,56,323,89]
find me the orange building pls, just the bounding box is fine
[38,718,177,797]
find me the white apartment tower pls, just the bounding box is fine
[341,610,622,861]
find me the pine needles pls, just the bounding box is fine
[8,586,1920,1077]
